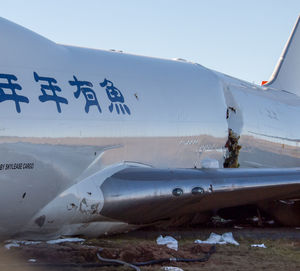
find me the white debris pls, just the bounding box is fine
[28,259,37,262]
[5,242,20,250]
[267,220,275,225]
[162,267,184,271]
[4,238,85,249]
[23,241,42,245]
[211,215,232,224]
[201,158,220,169]
[234,225,244,229]
[195,233,225,245]
[251,244,267,248]
[221,232,240,245]
[4,240,41,249]
[195,232,239,246]
[156,235,178,251]
[46,237,85,244]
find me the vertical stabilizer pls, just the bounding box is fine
[267,16,300,95]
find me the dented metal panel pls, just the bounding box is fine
[221,80,300,168]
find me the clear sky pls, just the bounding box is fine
[0,0,300,84]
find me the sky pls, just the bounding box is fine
[0,0,300,84]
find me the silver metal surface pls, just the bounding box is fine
[100,167,300,224]
[0,17,300,239]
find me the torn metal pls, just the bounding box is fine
[223,129,242,168]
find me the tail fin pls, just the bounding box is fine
[266,16,300,95]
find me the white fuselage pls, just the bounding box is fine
[0,17,300,239]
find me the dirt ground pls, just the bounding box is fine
[1,225,300,271]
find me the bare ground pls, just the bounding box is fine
[1,226,300,271]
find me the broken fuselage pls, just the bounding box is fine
[0,17,300,238]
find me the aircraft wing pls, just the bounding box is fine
[99,167,300,224]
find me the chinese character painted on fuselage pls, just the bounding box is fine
[69,76,101,113]
[100,78,131,115]
[0,74,29,113]
[33,72,68,113]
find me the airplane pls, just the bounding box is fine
[0,15,300,240]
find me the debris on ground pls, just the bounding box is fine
[4,237,85,249]
[4,240,41,249]
[161,267,184,271]
[46,237,85,244]
[4,242,20,250]
[1,228,300,271]
[251,244,267,248]
[156,235,178,250]
[234,226,244,229]
[195,232,239,246]
[211,215,232,225]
